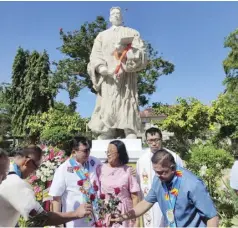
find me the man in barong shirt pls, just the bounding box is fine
[136,127,184,227]
[87,7,147,139]
[0,145,92,227]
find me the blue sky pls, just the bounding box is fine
[0,1,237,117]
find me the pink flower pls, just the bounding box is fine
[34,186,42,193]
[32,175,38,181]
[43,155,49,162]
[57,151,64,157]
[49,149,55,160]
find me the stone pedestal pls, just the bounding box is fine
[90,139,144,163]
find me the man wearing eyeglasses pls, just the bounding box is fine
[49,136,102,227]
[136,127,183,227]
[0,145,93,227]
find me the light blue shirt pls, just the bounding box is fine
[145,167,217,227]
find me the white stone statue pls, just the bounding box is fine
[87,7,147,139]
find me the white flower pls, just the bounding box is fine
[199,165,207,177]
[216,163,221,168]
[36,170,42,178]
[48,175,53,181]
[41,176,46,182]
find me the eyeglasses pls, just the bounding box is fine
[75,147,90,153]
[105,151,118,155]
[147,138,162,144]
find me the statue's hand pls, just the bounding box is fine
[98,65,108,76]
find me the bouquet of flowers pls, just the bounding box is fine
[28,145,66,207]
[76,179,122,227]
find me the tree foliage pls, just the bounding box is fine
[54,16,174,107]
[223,28,238,90]
[152,98,217,157]
[10,47,54,139]
[0,84,11,142]
[27,102,89,146]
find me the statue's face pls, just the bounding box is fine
[110,8,122,26]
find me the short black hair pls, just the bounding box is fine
[145,127,162,139]
[70,136,91,151]
[109,140,129,165]
[15,145,42,159]
[151,148,176,168]
[0,148,8,160]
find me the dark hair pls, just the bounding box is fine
[109,140,129,165]
[145,127,162,139]
[15,145,42,159]
[70,136,91,151]
[0,148,8,160]
[151,148,176,168]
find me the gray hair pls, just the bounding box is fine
[110,7,122,13]
[151,148,176,168]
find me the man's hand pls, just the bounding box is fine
[74,203,93,219]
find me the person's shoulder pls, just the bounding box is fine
[0,174,31,193]
[89,156,102,166]
[232,160,238,169]
[55,159,70,172]
[181,167,204,188]
[137,148,150,161]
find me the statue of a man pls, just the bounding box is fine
[87,7,147,139]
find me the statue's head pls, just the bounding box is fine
[109,7,123,26]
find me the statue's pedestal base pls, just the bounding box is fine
[90,139,144,163]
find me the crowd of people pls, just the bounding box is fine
[1,127,234,227]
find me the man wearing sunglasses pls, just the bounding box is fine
[136,127,184,227]
[0,145,93,227]
[49,136,102,227]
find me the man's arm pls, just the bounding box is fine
[52,196,62,212]
[207,216,219,227]
[113,200,153,222]
[27,203,92,227]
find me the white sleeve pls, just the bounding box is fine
[230,162,238,190]
[49,165,66,197]
[175,154,184,168]
[165,148,184,168]
[0,176,44,220]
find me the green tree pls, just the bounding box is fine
[11,47,29,136]
[54,16,174,107]
[27,102,89,146]
[223,28,238,91]
[10,47,54,140]
[152,98,217,157]
[0,84,12,144]
[211,28,238,153]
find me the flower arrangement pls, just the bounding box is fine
[28,145,66,206]
[94,186,122,227]
[76,178,122,227]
